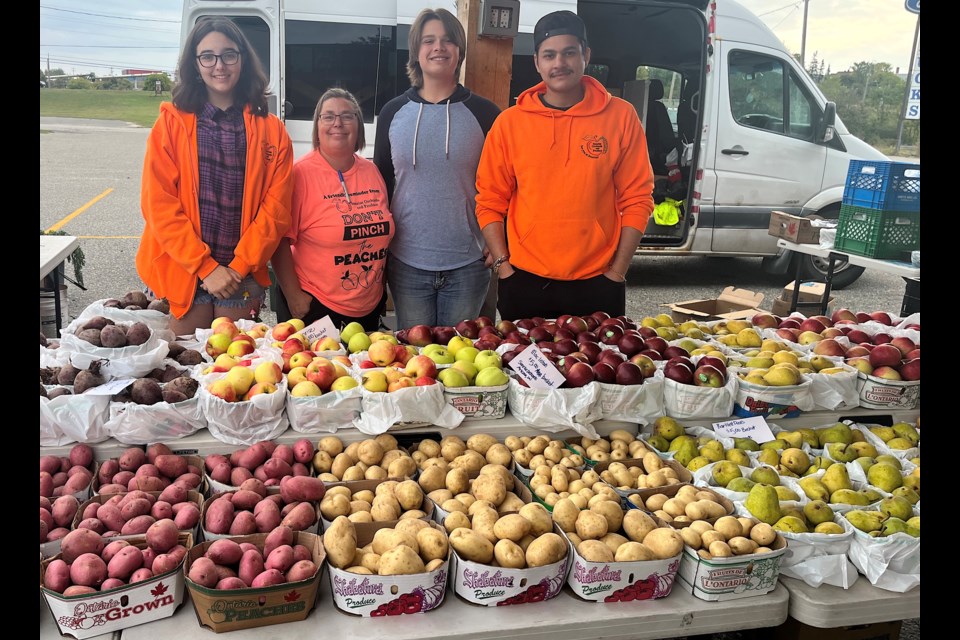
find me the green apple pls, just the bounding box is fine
[473,350,502,371]
[340,321,365,346]
[447,336,473,356]
[454,346,480,363]
[437,368,469,388]
[347,332,372,354]
[421,343,446,356]
[425,347,455,365]
[451,361,479,384]
[475,367,509,387]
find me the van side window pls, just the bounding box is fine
[729,50,817,141]
[285,20,397,123]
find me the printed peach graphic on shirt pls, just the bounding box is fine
[341,270,359,291]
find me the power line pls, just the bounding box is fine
[39,4,180,23]
[757,2,801,18]
[41,45,178,49]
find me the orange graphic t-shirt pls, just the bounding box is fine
[288,151,394,316]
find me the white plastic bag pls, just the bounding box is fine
[807,363,860,410]
[40,393,111,446]
[59,329,170,380]
[66,299,173,340]
[287,385,363,433]
[506,378,602,438]
[841,515,920,592]
[662,373,737,419]
[40,343,68,368]
[104,396,207,444]
[199,373,288,445]
[596,369,665,424]
[353,385,464,435]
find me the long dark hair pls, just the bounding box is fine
[172,17,270,115]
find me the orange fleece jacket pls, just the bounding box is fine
[475,76,654,280]
[137,102,293,318]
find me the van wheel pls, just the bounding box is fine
[794,205,865,289]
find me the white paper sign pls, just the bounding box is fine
[712,416,775,442]
[509,344,565,389]
[301,316,340,343]
[82,378,136,396]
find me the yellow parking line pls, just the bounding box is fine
[45,188,113,232]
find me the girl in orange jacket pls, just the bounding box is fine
[137,17,292,336]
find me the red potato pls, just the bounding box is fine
[130,568,154,583]
[107,546,144,580]
[217,577,248,590]
[69,444,94,468]
[70,553,107,588]
[293,438,314,464]
[40,507,54,530]
[96,503,126,532]
[151,501,173,520]
[264,525,294,558]
[66,464,90,479]
[239,478,267,497]
[111,471,135,487]
[64,470,93,494]
[154,455,188,479]
[146,443,173,463]
[47,527,70,542]
[40,456,62,475]
[210,462,232,484]
[52,495,80,528]
[77,518,107,534]
[97,459,120,485]
[188,557,219,587]
[204,498,236,534]
[44,559,71,592]
[214,564,238,581]
[230,467,254,486]
[280,502,317,531]
[265,545,295,572]
[121,515,156,535]
[120,490,155,506]
[272,444,295,465]
[254,500,281,532]
[236,445,270,471]
[40,519,49,543]
[293,545,312,563]
[168,545,188,563]
[60,528,104,564]
[239,543,259,555]
[40,496,52,510]
[173,473,202,491]
[173,502,201,529]
[101,578,126,591]
[119,448,147,471]
[146,519,180,553]
[40,471,54,498]
[98,484,127,496]
[286,560,318,582]
[292,463,310,477]
[253,467,270,483]
[101,540,132,563]
[238,549,265,586]
[52,471,68,489]
[63,585,97,596]
[81,501,100,520]
[128,475,167,492]
[158,484,187,504]
[231,490,263,511]
[205,454,230,472]
[141,546,158,570]
[134,464,162,479]
[151,553,180,575]
[229,511,258,535]
[263,458,293,480]
[206,539,244,565]
[251,569,286,587]
[120,498,152,521]
[280,476,325,503]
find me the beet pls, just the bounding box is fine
[73,362,106,395]
[126,322,151,346]
[48,387,72,399]
[147,298,171,314]
[160,366,183,382]
[40,332,48,347]
[100,324,128,348]
[77,328,102,346]
[102,299,123,308]
[82,316,114,332]
[166,376,198,399]
[40,367,60,385]
[123,291,150,308]
[166,342,186,358]
[40,381,48,398]
[57,363,80,385]
[161,389,188,404]
[130,378,163,405]
[176,349,203,366]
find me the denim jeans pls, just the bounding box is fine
[387,254,491,329]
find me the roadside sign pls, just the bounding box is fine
[905,0,920,14]
[906,45,920,120]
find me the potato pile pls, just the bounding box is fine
[203,475,324,535]
[508,435,585,471]
[43,524,187,595]
[74,317,152,349]
[626,485,731,525]
[313,434,417,482]
[187,526,319,589]
[205,439,314,488]
[324,516,448,576]
[568,429,648,463]
[599,455,684,492]
[676,516,782,559]
[553,495,684,563]
[39,444,94,499]
[72,488,201,538]
[97,445,203,494]
[413,434,513,473]
[425,464,525,526]
[321,479,427,524]
[448,502,568,570]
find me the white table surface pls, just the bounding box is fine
[40,235,79,283]
[776,238,920,279]
[781,576,920,627]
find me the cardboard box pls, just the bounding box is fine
[41,532,192,639]
[771,295,836,317]
[768,211,822,244]
[319,477,434,529]
[770,281,837,317]
[856,372,920,410]
[665,287,765,322]
[676,534,787,601]
[772,617,902,640]
[327,521,449,616]
[443,383,509,420]
[184,531,323,632]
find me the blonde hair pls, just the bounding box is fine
[406,8,466,88]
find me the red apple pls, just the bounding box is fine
[638,326,659,339]
[528,327,552,343]
[506,331,532,346]
[871,366,902,381]
[516,318,537,331]
[584,316,600,331]
[475,316,495,329]
[778,318,801,330]
[553,338,579,356]
[432,326,457,345]
[820,328,844,339]
[776,328,801,342]
[845,329,871,345]
[693,364,725,387]
[455,319,479,339]
[599,349,627,366]
[905,348,921,360]
[554,327,576,342]
[592,361,617,384]
[809,315,833,328]
[598,324,624,346]
[831,308,858,323]
[474,337,501,350]
[535,341,554,352]
[629,354,657,379]
[538,322,559,336]
[406,325,434,347]
[619,316,638,331]
[845,356,873,375]
[869,311,894,326]
[663,361,694,385]
[590,311,611,324]
[812,339,847,357]
[564,362,596,388]
[798,318,827,334]
[899,358,920,381]
[662,345,691,360]
[615,361,644,385]
[889,337,916,356]
[639,348,663,361]
[478,326,502,339]
[855,312,873,323]
[599,317,625,330]
[501,349,522,367]
[751,313,780,329]
[869,344,902,368]
[405,355,438,379]
[644,336,669,354]
[564,316,589,334]
[415,376,437,386]
[872,333,893,345]
[578,341,603,363]
[617,333,646,357]
[576,330,599,344]
[904,323,920,331]
[697,356,727,377]
[496,320,518,336]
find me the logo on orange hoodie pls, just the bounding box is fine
[580,135,608,159]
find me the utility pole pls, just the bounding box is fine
[800,0,810,66]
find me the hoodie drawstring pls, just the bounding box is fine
[412,102,424,169]
[445,100,451,159]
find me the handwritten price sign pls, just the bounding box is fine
[712,416,775,442]
[301,316,340,343]
[509,345,565,389]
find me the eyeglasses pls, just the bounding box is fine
[196,51,241,68]
[319,113,359,125]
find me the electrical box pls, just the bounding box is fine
[479,0,520,38]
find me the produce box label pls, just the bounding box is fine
[328,565,448,616]
[676,539,786,601]
[452,550,569,606]
[443,384,508,420]
[856,374,920,409]
[568,556,680,602]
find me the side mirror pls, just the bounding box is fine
[819,101,837,143]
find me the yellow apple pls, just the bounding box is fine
[288,318,306,332]
[361,371,388,392]
[244,382,277,400]
[225,366,255,396]
[330,376,359,392]
[254,361,283,385]
[287,366,309,387]
[290,380,322,397]
[207,378,237,402]
[205,333,232,358]
[214,353,240,371]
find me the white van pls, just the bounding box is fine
[180,0,888,288]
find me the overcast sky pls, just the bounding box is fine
[39,1,919,77]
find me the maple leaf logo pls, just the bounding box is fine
[151,582,168,598]
[284,590,301,602]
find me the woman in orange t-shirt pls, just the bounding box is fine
[271,88,394,332]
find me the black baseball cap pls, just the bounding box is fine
[534,10,588,51]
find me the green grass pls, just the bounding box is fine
[39,89,167,127]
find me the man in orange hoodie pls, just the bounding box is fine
[475,10,654,320]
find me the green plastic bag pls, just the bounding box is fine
[653,198,681,226]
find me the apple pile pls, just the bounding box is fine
[206,361,283,402]
[663,353,728,388]
[205,317,268,359]
[288,356,357,396]
[357,336,416,369]
[204,439,315,488]
[359,359,439,393]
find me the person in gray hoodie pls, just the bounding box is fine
[374,7,500,330]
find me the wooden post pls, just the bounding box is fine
[458,0,515,110]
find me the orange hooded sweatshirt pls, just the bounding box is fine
[475,75,654,281]
[137,102,293,318]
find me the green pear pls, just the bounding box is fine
[778,431,804,449]
[858,487,883,503]
[774,486,801,501]
[733,437,760,451]
[905,525,921,538]
[906,516,920,532]
[798,476,830,501]
[817,422,853,447]
[760,438,790,451]
[726,477,757,493]
[821,463,852,494]
[867,463,903,492]
[845,510,884,533]
[668,434,696,452]
[775,465,799,478]
[903,474,920,492]
[698,441,725,463]
[891,486,920,505]
[671,439,700,467]
[750,466,781,486]
[711,460,743,487]
[653,416,685,442]
[797,428,819,448]
[850,428,867,443]
[803,500,835,525]
[849,442,878,458]
[686,455,712,472]
[880,517,909,537]
[830,489,870,506]
[757,449,781,467]
[891,422,920,446]
[781,505,806,521]
[826,442,857,463]
[773,515,808,534]
[744,484,782,525]
[874,455,902,470]
[646,434,670,452]
[854,457,876,474]
[779,447,811,475]
[725,448,752,467]
[869,425,896,443]
[879,496,913,521]
[886,437,914,450]
[814,521,844,534]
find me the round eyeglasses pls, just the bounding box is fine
[197,51,241,68]
[319,113,359,125]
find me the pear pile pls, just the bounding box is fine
[742,483,845,535]
[868,422,920,451]
[598,454,684,492]
[510,434,585,472]
[625,484,730,525]
[567,429,650,463]
[710,462,801,501]
[677,515,785,559]
[845,499,920,538]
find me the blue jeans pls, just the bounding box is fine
[387,255,490,329]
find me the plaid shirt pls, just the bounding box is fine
[197,103,246,267]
